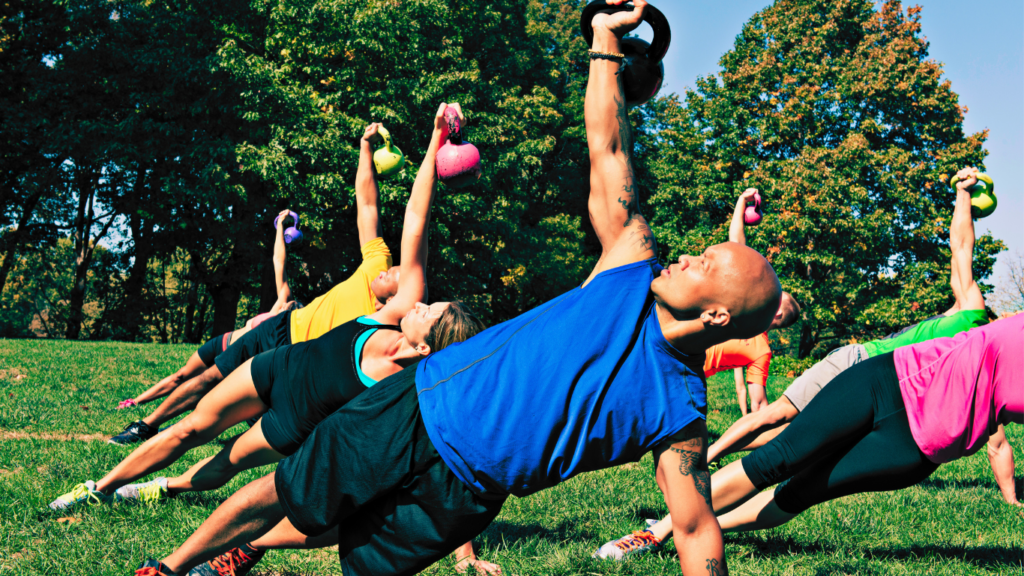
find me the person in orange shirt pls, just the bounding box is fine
[703,332,773,416]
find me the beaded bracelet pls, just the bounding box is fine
[588,49,625,61]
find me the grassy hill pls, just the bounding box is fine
[0,339,1020,575]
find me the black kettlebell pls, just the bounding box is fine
[580,1,671,107]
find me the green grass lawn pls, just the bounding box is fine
[0,338,1021,575]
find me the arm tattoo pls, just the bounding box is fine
[706,558,726,575]
[669,437,712,507]
[613,92,641,227]
[628,224,655,252]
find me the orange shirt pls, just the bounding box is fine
[703,332,772,387]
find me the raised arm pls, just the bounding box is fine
[948,166,985,312]
[269,209,292,312]
[728,189,758,245]
[583,0,656,285]
[986,425,1021,507]
[373,103,450,324]
[653,420,727,575]
[356,123,384,247]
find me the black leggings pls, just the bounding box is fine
[741,352,940,514]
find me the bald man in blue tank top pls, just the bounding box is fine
[132,3,782,576]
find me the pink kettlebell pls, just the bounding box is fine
[435,106,482,187]
[744,192,763,226]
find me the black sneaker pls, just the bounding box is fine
[187,544,264,576]
[135,559,178,576]
[109,420,158,445]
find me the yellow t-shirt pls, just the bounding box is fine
[289,237,392,343]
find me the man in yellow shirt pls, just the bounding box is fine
[110,123,397,445]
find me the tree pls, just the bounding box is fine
[990,252,1024,315]
[642,0,1003,357]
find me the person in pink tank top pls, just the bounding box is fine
[114,210,299,413]
[700,312,1022,534]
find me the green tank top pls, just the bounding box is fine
[862,309,988,357]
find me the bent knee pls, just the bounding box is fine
[171,417,218,445]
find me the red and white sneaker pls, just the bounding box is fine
[186,544,265,576]
[592,529,662,561]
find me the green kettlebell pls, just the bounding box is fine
[372,126,405,179]
[950,172,996,218]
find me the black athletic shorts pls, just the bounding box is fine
[249,327,370,456]
[197,333,231,367]
[274,363,506,576]
[214,311,292,378]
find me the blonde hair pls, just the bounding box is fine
[425,301,486,352]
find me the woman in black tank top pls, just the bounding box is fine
[83,113,485,513]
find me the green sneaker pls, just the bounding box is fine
[49,480,111,510]
[115,477,169,503]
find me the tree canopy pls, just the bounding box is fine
[0,0,1002,358]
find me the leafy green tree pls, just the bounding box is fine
[643,0,1003,357]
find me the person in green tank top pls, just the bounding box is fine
[705,170,1012,466]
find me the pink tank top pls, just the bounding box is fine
[894,313,1023,464]
[249,311,276,329]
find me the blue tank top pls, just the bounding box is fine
[416,259,707,497]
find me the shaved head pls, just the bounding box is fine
[651,242,782,346]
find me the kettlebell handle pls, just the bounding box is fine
[376,126,393,148]
[275,211,300,230]
[444,106,464,145]
[580,1,671,62]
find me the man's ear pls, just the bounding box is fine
[700,307,731,329]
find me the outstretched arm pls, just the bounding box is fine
[728,189,757,245]
[356,123,384,247]
[706,399,798,464]
[987,425,1021,507]
[654,419,727,575]
[374,104,450,324]
[948,166,985,312]
[269,210,292,312]
[583,0,656,285]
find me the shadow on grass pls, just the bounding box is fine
[485,519,598,544]
[918,477,995,490]
[728,534,1021,569]
[920,476,1024,500]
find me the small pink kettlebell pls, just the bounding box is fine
[744,192,763,226]
[435,106,482,187]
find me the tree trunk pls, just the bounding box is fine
[209,281,241,336]
[115,166,151,340]
[192,291,209,342]
[64,167,116,339]
[182,259,199,343]
[0,187,43,296]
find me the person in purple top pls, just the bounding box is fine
[708,312,1023,533]
[129,3,782,575]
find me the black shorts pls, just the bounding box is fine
[196,333,231,367]
[274,364,506,576]
[214,311,292,377]
[250,337,368,456]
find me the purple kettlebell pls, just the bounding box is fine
[744,192,763,226]
[435,106,482,188]
[274,211,304,244]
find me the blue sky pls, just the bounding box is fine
[637,0,1022,285]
